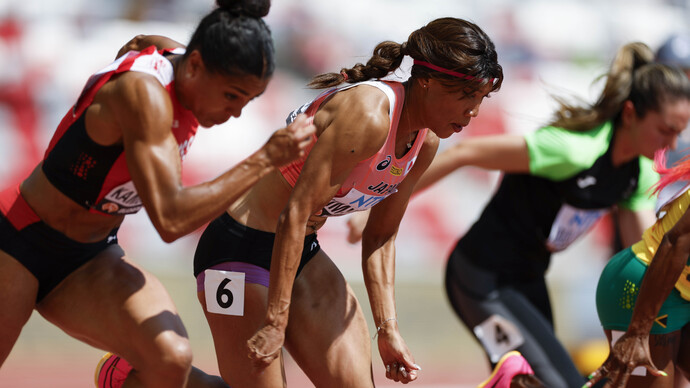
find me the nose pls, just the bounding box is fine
[227,104,243,119]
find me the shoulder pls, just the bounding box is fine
[637,156,660,187]
[313,84,392,155]
[526,122,612,176]
[95,71,174,132]
[105,71,172,113]
[329,83,391,122]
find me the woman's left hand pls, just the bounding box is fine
[247,324,285,372]
[378,330,421,384]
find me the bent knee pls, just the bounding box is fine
[136,336,193,384]
[157,337,193,372]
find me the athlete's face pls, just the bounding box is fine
[180,51,269,127]
[630,99,690,159]
[197,72,268,127]
[420,80,493,139]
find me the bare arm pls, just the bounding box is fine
[116,34,185,58]
[246,85,390,365]
[360,132,439,383]
[103,72,314,242]
[415,134,530,192]
[616,207,656,248]
[587,204,690,387]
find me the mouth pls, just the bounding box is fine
[451,123,464,133]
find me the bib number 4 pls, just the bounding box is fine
[473,314,525,363]
[204,269,245,316]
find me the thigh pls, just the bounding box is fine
[446,261,582,388]
[199,279,286,388]
[36,244,188,366]
[0,249,38,365]
[284,250,373,388]
[675,324,690,381]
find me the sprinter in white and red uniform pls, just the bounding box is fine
[188,17,503,388]
[0,1,316,387]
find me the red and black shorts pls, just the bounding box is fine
[0,185,119,303]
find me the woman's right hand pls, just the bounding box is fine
[585,333,665,387]
[262,114,316,167]
[377,325,421,384]
[247,323,285,373]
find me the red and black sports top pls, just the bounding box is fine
[41,46,198,215]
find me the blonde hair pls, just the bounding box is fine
[550,42,690,131]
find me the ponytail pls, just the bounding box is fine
[308,17,503,92]
[550,42,660,131]
[308,41,405,89]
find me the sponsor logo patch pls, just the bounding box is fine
[376,156,392,171]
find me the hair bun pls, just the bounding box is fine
[216,0,270,17]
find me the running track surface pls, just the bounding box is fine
[0,279,491,387]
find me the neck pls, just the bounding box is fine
[611,125,638,166]
[171,56,193,112]
[396,81,424,154]
[170,54,184,81]
[400,81,424,133]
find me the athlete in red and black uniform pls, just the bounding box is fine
[0,1,314,387]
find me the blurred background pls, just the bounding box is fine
[0,0,689,386]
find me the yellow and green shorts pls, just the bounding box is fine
[596,247,690,335]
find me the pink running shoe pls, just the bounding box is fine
[477,351,535,388]
[95,352,133,388]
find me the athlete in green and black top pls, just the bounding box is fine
[403,43,690,387]
[465,121,658,281]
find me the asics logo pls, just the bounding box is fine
[576,175,596,189]
[376,156,392,171]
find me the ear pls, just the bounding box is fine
[416,76,430,89]
[620,100,637,126]
[185,50,206,79]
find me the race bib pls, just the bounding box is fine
[317,188,390,217]
[656,182,690,218]
[97,181,143,214]
[546,204,608,252]
[204,269,245,316]
[473,314,525,363]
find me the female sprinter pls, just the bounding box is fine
[192,17,503,387]
[0,0,315,387]
[586,146,690,388]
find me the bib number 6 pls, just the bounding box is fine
[204,269,245,316]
